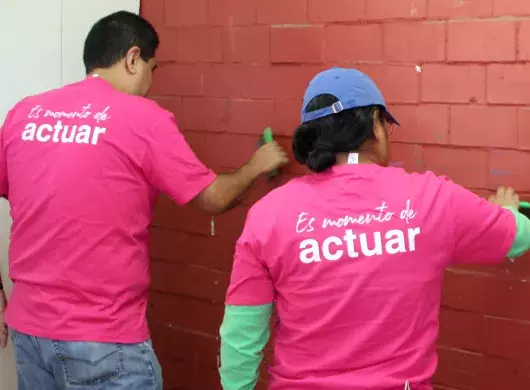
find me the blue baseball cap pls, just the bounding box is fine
[301,67,399,125]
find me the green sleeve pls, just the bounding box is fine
[219,304,272,390]
[504,206,530,258]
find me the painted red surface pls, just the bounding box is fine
[141,0,530,388]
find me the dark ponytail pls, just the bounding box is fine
[292,94,387,173]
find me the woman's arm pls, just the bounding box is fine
[503,206,530,259]
[219,209,275,389]
[444,183,525,265]
[219,304,272,390]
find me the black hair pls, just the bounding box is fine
[292,94,392,173]
[83,11,159,74]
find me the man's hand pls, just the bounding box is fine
[248,142,289,176]
[489,186,519,210]
[0,289,7,348]
[191,142,289,214]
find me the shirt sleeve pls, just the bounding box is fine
[0,113,10,198]
[219,304,272,390]
[143,112,216,205]
[221,209,274,389]
[225,211,275,306]
[446,179,517,265]
[504,206,530,259]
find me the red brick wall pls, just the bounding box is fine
[141,1,530,389]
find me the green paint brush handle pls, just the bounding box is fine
[263,127,274,144]
[259,127,278,178]
[520,201,530,209]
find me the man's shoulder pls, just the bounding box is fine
[127,96,175,122]
[6,83,174,129]
[5,81,86,122]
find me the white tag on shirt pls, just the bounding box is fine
[347,153,359,165]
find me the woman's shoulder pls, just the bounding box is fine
[386,166,452,185]
[247,177,308,218]
[253,176,305,203]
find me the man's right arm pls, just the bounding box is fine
[192,142,287,214]
[143,112,288,214]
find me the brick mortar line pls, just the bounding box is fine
[167,16,530,29]
[151,256,230,274]
[155,61,530,66]
[441,304,530,324]
[150,288,225,306]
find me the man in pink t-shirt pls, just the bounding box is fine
[0,11,287,390]
[219,68,530,389]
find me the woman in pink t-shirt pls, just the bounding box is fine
[219,68,530,390]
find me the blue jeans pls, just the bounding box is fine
[10,329,162,390]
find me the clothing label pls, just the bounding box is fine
[347,153,359,165]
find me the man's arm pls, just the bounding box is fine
[144,113,287,214]
[192,142,287,214]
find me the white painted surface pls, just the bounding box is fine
[0,1,139,388]
[61,0,141,85]
[0,0,62,118]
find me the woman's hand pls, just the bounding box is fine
[489,186,520,210]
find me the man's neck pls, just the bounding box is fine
[88,69,129,95]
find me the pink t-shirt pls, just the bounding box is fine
[0,77,216,343]
[226,164,515,390]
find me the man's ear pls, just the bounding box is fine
[125,46,142,75]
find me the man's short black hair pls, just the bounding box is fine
[83,11,159,74]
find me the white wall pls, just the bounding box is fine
[0,1,140,388]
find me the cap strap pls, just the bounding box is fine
[302,100,345,123]
[331,101,344,114]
